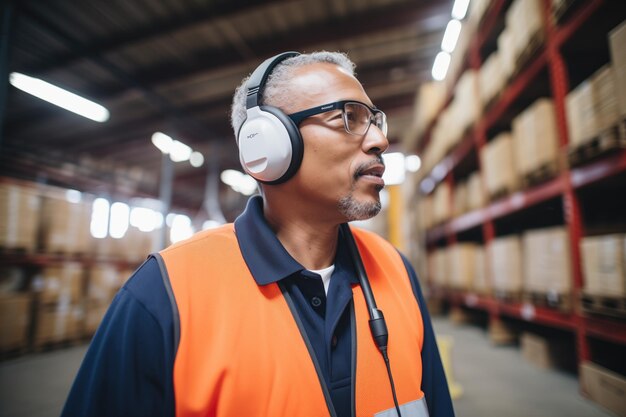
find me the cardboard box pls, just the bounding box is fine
[523,227,572,294]
[34,303,83,345]
[88,265,121,303]
[40,193,92,254]
[513,99,558,176]
[453,182,468,217]
[521,332,574,370]
[581,234,626,296]
[0,183,40,252]
[479,52,505,107]
[432,182,451,225]
[449,244,477,290]
[498,28,515,80]
[466,172,485,210]
[33,263,84,305]
[580,361,626,417]
[591,65,620,133]
[473,247,490,294]
[0,294,31,350]
[609,20,626,117]
[428,248,449,288]
[489,236,523,293]
[481,132,519,196]
[84,302,110,336]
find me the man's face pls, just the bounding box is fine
[284,62,389,222]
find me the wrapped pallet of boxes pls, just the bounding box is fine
[0,182,40,252]
[32,262,84,346]
[87,264,121,304]
[415,81,446,137]
[566,80,594,148]
[522,227,572,300]
[0,293,32,351]
[481,133,519,198]
[449,243,477,291]
[512,99,559,181]
[432,182,451,225]
[40,192,92,254]
[466,172,485,211]
[454,70,480,137]
[609,21,626,119]
[581,234,626,297]
[489,235,524,295]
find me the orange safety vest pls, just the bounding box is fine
[158,224,425,417]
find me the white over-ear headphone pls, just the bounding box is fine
[237,52,304,184]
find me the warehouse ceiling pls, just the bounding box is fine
[2,0,452,218]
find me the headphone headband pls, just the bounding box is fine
[245,51,300,109]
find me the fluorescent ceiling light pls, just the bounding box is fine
[441,19,462,53]
[152,132,173,154]
[432,52,451,81]
[451,0,470,20]
[190,151,204,167]
[169,140,192,162]
[9,72,109,122]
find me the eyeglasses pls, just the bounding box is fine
[288,100,388,136]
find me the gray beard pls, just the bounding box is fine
[338,188,382,221]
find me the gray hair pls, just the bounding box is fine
[230,51,356,137]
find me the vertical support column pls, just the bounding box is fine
[387,184,405,252]
[540,0,590,365]
[158,153,174,250]
[0,2,14,151]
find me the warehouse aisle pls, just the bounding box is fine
[0,317,614,417]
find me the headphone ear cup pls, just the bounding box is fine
[260,105,303,184]
[237,106,303,184]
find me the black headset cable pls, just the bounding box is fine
[340,223,402,417]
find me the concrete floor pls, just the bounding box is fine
[0,317,615,417]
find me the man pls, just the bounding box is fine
[62,51,454,417]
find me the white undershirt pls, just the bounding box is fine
[309,264,335,295]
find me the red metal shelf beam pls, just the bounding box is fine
[570,149,626,188]
[584,316,626,345]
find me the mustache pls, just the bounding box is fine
[353,156,385,180]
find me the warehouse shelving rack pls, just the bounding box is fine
[416,0,626,375]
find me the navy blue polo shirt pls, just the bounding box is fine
[61,196,454,417]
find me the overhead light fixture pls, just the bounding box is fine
[432,52,451,81]
[451,0,470,20]
[151,132,204,167]
[220,169,258,196]
[9,72,109,122]
[441,19,462,53]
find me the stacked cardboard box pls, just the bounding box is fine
[581,234,626,297]
[32,262,84,346]
[472,246,490,294]
[453,182,468,217]
[428,248,449,288]
[506,0,543,66]
[432,182,451,225]
[479,52,505,108]
[449,244,477,291]
[522,227,572,295]
[84,303,109,336]
[40,193,92,254]
[481,133,519,197]
[417,195,433,231]
[87,264,121,304]
[512,99,559,177]
[414,81,446,138]
[609,21,626,119]
[580,362,626,417]
[498,28,515,81]
[466,172,485,211]
[566,65,620,148]
[0,182,40,252]
[521,332,575,370]
[0,294,31,351]
[489,236,524,293]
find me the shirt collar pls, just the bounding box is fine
[233,195,358,286]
